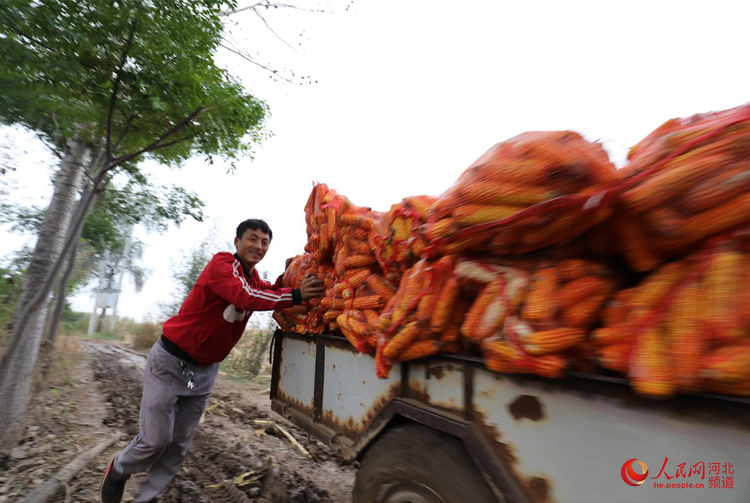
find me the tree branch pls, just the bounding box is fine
[254,9,300,53]
[112,115,136,154]
[8,25,56,52]
[107,106,205,169]
[219,43,296,84]
[106,18,138,162]
[148,133,199,153]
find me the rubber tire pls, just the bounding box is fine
[353,423,497,503]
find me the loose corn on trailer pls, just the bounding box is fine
[269,330,750,503]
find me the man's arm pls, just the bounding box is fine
[207,254,301,311]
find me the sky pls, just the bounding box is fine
[1,0,749,322]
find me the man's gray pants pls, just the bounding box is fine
[113,340,219,502]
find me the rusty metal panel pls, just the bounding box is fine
[473,369,750,503]
[277,336,316,412]
[408,359,464,411]
[320,345,401,437]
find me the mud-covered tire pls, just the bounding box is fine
[352,423,496,503]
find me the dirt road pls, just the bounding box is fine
[0,339,354,502]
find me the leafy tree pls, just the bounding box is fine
[0,0,269,446]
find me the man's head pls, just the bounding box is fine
[235,219,272,270]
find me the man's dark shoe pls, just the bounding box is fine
[99,456,129,503]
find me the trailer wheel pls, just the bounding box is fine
[353,423,496,503]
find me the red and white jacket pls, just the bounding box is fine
[163,252,301,364]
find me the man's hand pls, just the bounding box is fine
[299,276,325,300]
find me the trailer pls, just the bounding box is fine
[269,330,750,503]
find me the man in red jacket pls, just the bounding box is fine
[100,219,324,503]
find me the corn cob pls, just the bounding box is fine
[630,326,675,398]
[614,215,661,272]
[461,279,506,340]
[349,295,386,310]
[411,236,427,258]
[295,324,307,335]
[597,342,631,373]
[367,275,396,303]
[700,342,750,382]
[622,152,728,214]
[453,204,521,227]
[364,309,380,328]
[519,328,586,356]
[343,254,376,269]
[323,310,344,323]
[337,312,369,336]
[532,354,567,379]
[680,166,749,215]
[704,249,743,334]
[339,213,375,230]
[339,320,370,353]
[667,282,704,392]
[392,265,427,323]
[563,292,610,329]
[424,218,458,241]
[346,238,373,256]
[438,233,491,255]
[334,269,371,295]
[375,341,391,378]
[430,277,459,333]
[403,196,434,219]
[522,267,557,321]
[630,261,686,310]
[392,216,411,241]
[481,340,519,362]
[394,340,443,363]
[383,321,421,359]
[457,181,555,206]
[592,327,629,346]
[676,192,750,246]
[556,276,610,312]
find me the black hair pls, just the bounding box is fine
[236,219,273,241]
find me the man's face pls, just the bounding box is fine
[235,228,271,268]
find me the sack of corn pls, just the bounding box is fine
[615,103,750,272]
[424,131,619,256]
[594,230,750,397]
[369,196,435,284]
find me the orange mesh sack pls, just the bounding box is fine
[425,131,619,257]
[615,103,750,272]
[593,230,750,398]
[368,196,436,284]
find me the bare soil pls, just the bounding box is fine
[0,338,354,502]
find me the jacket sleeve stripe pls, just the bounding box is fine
[233,261,292,302]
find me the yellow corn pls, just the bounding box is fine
[597,342,631,373]
[453,204,521,227]
[392,216,411,241]
[424,218,458,241]
[680,167,749,215]
[556,276,611,312]
[678,192,750,246]
[630,261,686,310]
[295,323,307,335]
[430,277,459,333]
[614,215,661,273]
[367,275,396,303]
[403,196,434,219]
[343,254,376,269]
[519,328,586,356]
[532,354,567,379]
[704,249,743,332]
[557,259,590,281]
[563,292,610,329]
[460,279,506,340]
[631,326,675,398]
[394,340,442,362]
[349,295,386,311]
[339,213,375,230]
[392,266,426,323]
[457,181,555,206]
[522,266,557,322]
[323,310,344,323]
[383,321,421,359]
[363,309,380,328]
[334,269,371,295]
[668,282,704,392]
[592,327,628,346]
[411,236,427,258]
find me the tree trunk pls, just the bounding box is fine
[0,139,88,448]
[43,189,99,346]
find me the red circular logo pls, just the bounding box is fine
[621,459,649,486]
